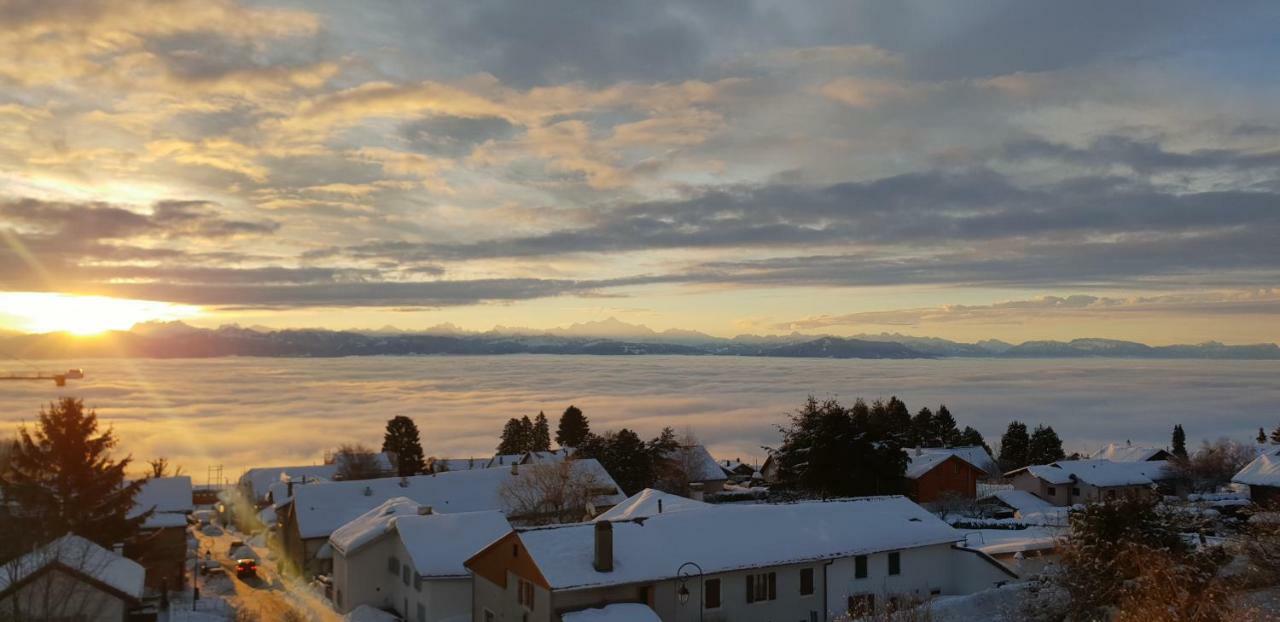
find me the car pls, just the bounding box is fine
[235,558,257,579]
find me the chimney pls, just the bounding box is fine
[593,521,613,572]
[418,505,433,516]
[689,482,704,502]
[112,542,124,557]
[657,499,663,514]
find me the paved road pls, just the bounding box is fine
[191,524,340,621]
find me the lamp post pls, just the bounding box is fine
[675,561,704,622]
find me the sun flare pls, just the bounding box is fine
[0,292,200,335]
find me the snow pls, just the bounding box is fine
[238,453,393,501]
[926,583,1031,622]
[396,510,511,577]
[487,453,523,467]
[1090,443,1170,462]
[594,488,710,521]
[289,458,624,540]
[0,534,145,599]
[1022,459,1167,487]
[963,527,1061,555]
[665,445,727,482]
[344,605,400,622]
[1021,465,1075,485]
[987,490,1054,514]
[907,447,999,478]
[129,475,194,529]
[431,458,490,472]
[561,603,662,621]
[525,448,575,464]
[1234,452,1280,487]
[514,496,963,590]
[329,497,424,555]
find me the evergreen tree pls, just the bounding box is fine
[1271,424,1280,445]
[1170,424,1187,459]
[556,405,590,448]
[882,396,913,447]
[932,405,961,447]
[958,426,992,455]
[910,408,934,447]
[0,398,146,547]
[598,429,652,495]
[998,421,1031,472]
[1027,425,1067,465]
[530,412,552,452]
[774,396,907,498]
[1259,427,1268,445]
[382,415,427,476]
[497,417,530,454]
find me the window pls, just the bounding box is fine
[800,568,814,596]
[402,565,411,586]
[416,603,426,622]
[387,555,400,574]
[1047,486,1056,496]
[413,573,422,591]
[848,594,875,616]
[1072,487,1081,496]
[705,578,721,609]
[888,552,901,576]
[518,579,535,609]
[855,555,868,579]
[746,572,776,603]
[809,612,819,622]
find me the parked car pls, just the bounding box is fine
[235,558,257,579]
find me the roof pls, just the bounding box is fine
[129,476,194,529]
[906,447,998,479]
[431,458,491,472]
[523,449,575,464]
[561,604,662,622]
[666,445,728,482]
[1234,453,1280,487]
[719,459,755,475]
[329,497,425,555]
[1091,443,1171,462]
[1015,459,1166,487]
[593,488,710,522]
[289,459,624,540]
[239,453,393,501]
[0,534,145,600]
[487,454,523,467]
[507,496,961,591]
[397,511,511,578]
[986,489,1055,514]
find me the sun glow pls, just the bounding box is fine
[0,292,201,335]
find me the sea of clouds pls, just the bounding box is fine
[1,355,1277,480]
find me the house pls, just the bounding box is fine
[429,457,489,473]
[1233,452,1280,505]
[759,454,779,484]
[904,447,998,503]
[1090,443,1173,463]
[465,496,1016,621]
[126,475,194,590]
[1007,459,1166,506]
[522,449,576,465]
[488,454,525,468]
[980,489,1058,520]
[237,453,395,505]
[593,488,710,522]
[278,459,625,577]
[662,445,729,496]
[718,459,757,482]
[0,534,145,622]
[329,497,511,620]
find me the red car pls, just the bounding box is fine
[235,559,257,579]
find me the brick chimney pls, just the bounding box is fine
[593,521,613,572]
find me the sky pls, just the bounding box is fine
[2,0,1280,343]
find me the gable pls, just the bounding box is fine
[465,532,551,590]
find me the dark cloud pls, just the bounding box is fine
[1001,135,1280,174]
[400,115,518,157]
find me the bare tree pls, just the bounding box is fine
[499,462,605,525]
[147,456,184,478]
[330,444,387,481]
[653,428,701,497]
[0,535,135,621]
[1169,438,1257,492]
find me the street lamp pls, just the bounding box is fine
[675,561,704,621]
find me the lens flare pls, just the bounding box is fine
[0,292,200,335]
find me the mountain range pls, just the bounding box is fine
[0,319,1277,360]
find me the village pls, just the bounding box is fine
[3,397,1280,621]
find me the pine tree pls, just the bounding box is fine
[932,405,961,447]
[1027,425,1066,465]
[910,408,934,447]
[998,421,1031,472]
[530,412,552,452]
[0,398,146,547]
[1271,424,1280,445]
[774,396,907,498]
[959,426,992,455]
[382,415,427,476]
[556,405,590,448]
[602,429,651,495]
[1259,427,1268,445]
[883,396,913,447]
[1170,424,1187,459]
[497,417,530,454]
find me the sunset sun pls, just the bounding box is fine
[0,292,200,335]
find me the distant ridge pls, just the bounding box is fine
[0,320,1276,360]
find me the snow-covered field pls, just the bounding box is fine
[1,356,1276,476]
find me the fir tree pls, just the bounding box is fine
[958,426,992,455]
[1271,424,1280,445]
[774,396,907,498]
[597,429,651,495]
[932,405,961,447]
[1259,427,1268,445]
[530,412,552,452]
[1170,424,1187,459]
[0,398,146,547]
[1028,425,1067,465]
[382,415,427,476]
[497,417,530,454]
[883,396,913,447]
[998,421,1031,472]
[556,405,590,448]
[910,408,934,447]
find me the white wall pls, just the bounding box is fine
[0,569,130,622]
[336,531,477,622]
[473,570,553,621]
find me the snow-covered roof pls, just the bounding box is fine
[508,496,961,591]
[131,476,194,516]
[523,448,575,464]
[431,458,491,472]
[665,445,728,483]
[329,497,425,555]
[397,511,511,578]
[1234,453,1280,487]
[986,489,1055,514]
[344,605,401,622]
[1090,443,1171,462]
[1017,460,1166,487]
[719,459,755,475]
[964,527,1061,556]
[905,447,999,479]
[561,604,662,622]
[0,534,145,600]
[239,454,393,501]
[593,488,710,522]
[290,459,623,540]
[487,454,524,467]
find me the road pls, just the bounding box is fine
[191,523,340,621]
